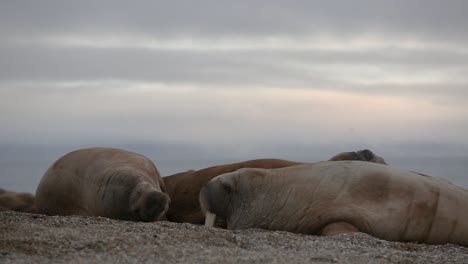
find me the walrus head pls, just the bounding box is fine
[129,182,171,222]
[199,173,236,228]
[328,151,366,161]
[329,149,388,165]
[357,149,388,165]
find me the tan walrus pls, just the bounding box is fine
[36,147,170,222]
[0,190,37,213]
[164,149,387,225]
[200,161,468,246]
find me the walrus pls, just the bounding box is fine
[329,149,388,165]
[0,191,37,213]
[200,161,468,246]
[36,147,170,222]
[163,159,302,224]
[164,149,388,225]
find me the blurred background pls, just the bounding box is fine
[1,1,467,192]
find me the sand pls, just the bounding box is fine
[1,211,467,264]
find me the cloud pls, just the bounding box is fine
[1,81,467,146]
[1,1,468,41]
[0,0,467,154]
[1,33,467,103]
[1,2,467,104]
[10,33,468,53]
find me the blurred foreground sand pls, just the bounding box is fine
[1,211,467,263]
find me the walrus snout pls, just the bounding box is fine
[128,180,171,222]
[200,188,219,228]
[200,176,234,228]
[199,185,216,227]
[133,191,171,222]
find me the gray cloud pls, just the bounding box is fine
[1,1,468,42]
[1,1,468,192]
[1,1,467,103]
[1,81,467,149]
[1,43,467,103]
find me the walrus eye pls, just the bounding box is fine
[222,184,232,194]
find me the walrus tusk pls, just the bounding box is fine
[205,212,216,227]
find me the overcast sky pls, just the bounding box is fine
[1,0,467,160]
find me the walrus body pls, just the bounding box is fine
[0,191,37,213]
[165,149,387,224]
[36,147,170,222]
[164,159,302,224]
[200,161,468,246]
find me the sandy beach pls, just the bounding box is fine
[1,211,467,264]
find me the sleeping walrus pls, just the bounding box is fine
[36,147,170,222]
[164,159,302,224]
[164,149,387,224]
[200,161,468,246]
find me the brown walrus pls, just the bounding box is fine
[200,161,468,246]
[36,147,170,222]
[0,190,37,213]
[163,159,302,224]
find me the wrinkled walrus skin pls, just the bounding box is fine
[200,161,468,246]
[163,159,302,224]
[36,147,170,222]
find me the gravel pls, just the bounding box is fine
[1,211,467,264]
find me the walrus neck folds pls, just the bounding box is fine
[129,182,170,222]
